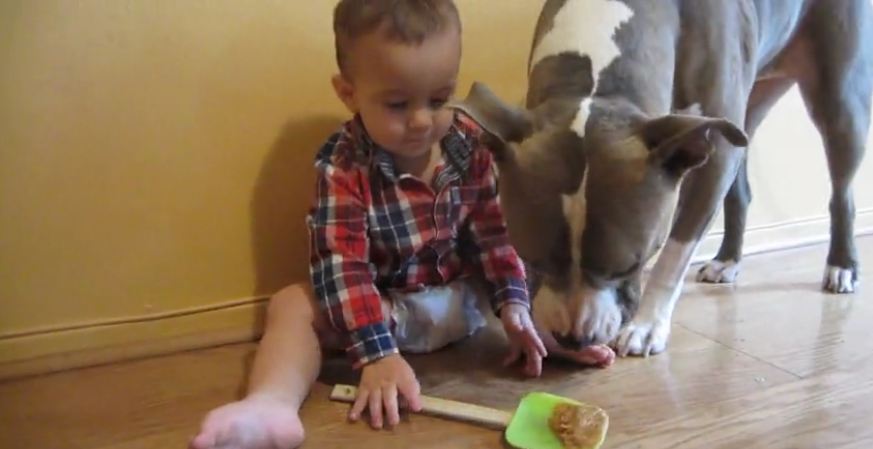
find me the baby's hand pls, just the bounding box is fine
[351,354,422,429]
[501,303,548,377]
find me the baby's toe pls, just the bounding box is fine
[189,432,216,449]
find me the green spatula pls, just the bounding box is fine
[329,384,608,449]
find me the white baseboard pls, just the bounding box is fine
[693,209,873,264]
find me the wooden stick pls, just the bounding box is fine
[329,384,513,429]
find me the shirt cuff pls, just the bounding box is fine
[346,322,399,369]
[490,277,531,315]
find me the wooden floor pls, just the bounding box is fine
[3,238,872,449]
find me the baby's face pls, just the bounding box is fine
[340,26,461,161]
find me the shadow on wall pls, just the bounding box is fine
[250,115,344,298]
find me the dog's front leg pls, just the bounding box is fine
[615,239,698,357]
[614,137,745,357]
[615,121,748,356]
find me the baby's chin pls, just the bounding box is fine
[390,141,438,158]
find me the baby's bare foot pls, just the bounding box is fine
[190,395,304,449]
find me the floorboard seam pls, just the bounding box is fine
[675,322,804,380]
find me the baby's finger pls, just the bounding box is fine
[369,389,384,429]
[521,317,547,357]
[524,346,543,377]
[539,329,561,352]
[398,378,423,412]
[383,385,400,427]
[503,345,522,367]
[532,334,548,358]
[349,390,369,421]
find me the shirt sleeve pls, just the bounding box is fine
[463,147,531,314]
[308,153,398,368]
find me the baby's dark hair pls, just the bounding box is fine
[333,0,461,74]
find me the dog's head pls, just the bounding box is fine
[453,82,748,346]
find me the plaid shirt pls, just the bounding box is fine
[307,111,529,368]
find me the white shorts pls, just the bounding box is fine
[384,279,488,354]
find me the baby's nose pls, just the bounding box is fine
[408,107,433,130]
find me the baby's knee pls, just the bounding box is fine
[268,284,341,347]
[267,284,318,325]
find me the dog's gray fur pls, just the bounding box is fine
[454,0,872,356]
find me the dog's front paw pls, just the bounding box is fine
[696,259,740,284]
[574,290,623,345]
[614,318,671,357]
[822,265,859,294]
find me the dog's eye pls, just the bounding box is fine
[605,261,641,281]
[616,261,641,278]
[582,267,607,284]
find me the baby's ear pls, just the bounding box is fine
[331,74,357,114]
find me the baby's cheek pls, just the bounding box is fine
[376,118,406,145]
[389,119,408,138]
[436,109,455,134]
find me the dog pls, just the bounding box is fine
[453,0,872,357]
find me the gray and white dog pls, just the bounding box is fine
[454,0,872,357]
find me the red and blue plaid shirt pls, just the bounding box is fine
[307,111,529,368]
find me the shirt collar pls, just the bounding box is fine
[350,113,473,183]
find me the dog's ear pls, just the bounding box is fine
[640,109,748,176]
[451,82,535,161]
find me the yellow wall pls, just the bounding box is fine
[0,0,543,374]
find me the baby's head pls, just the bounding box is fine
[332,0,462,159]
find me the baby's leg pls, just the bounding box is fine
[190,284,339,449]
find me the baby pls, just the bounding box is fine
[190,2,614,448]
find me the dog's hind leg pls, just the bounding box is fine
[697,76,796,284]
[796,0,872,293]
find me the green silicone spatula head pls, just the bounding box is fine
[330,385,608,449]
[506,392,608,449]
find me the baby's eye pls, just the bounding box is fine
[430,98,449,109]
[385,101,408,111]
